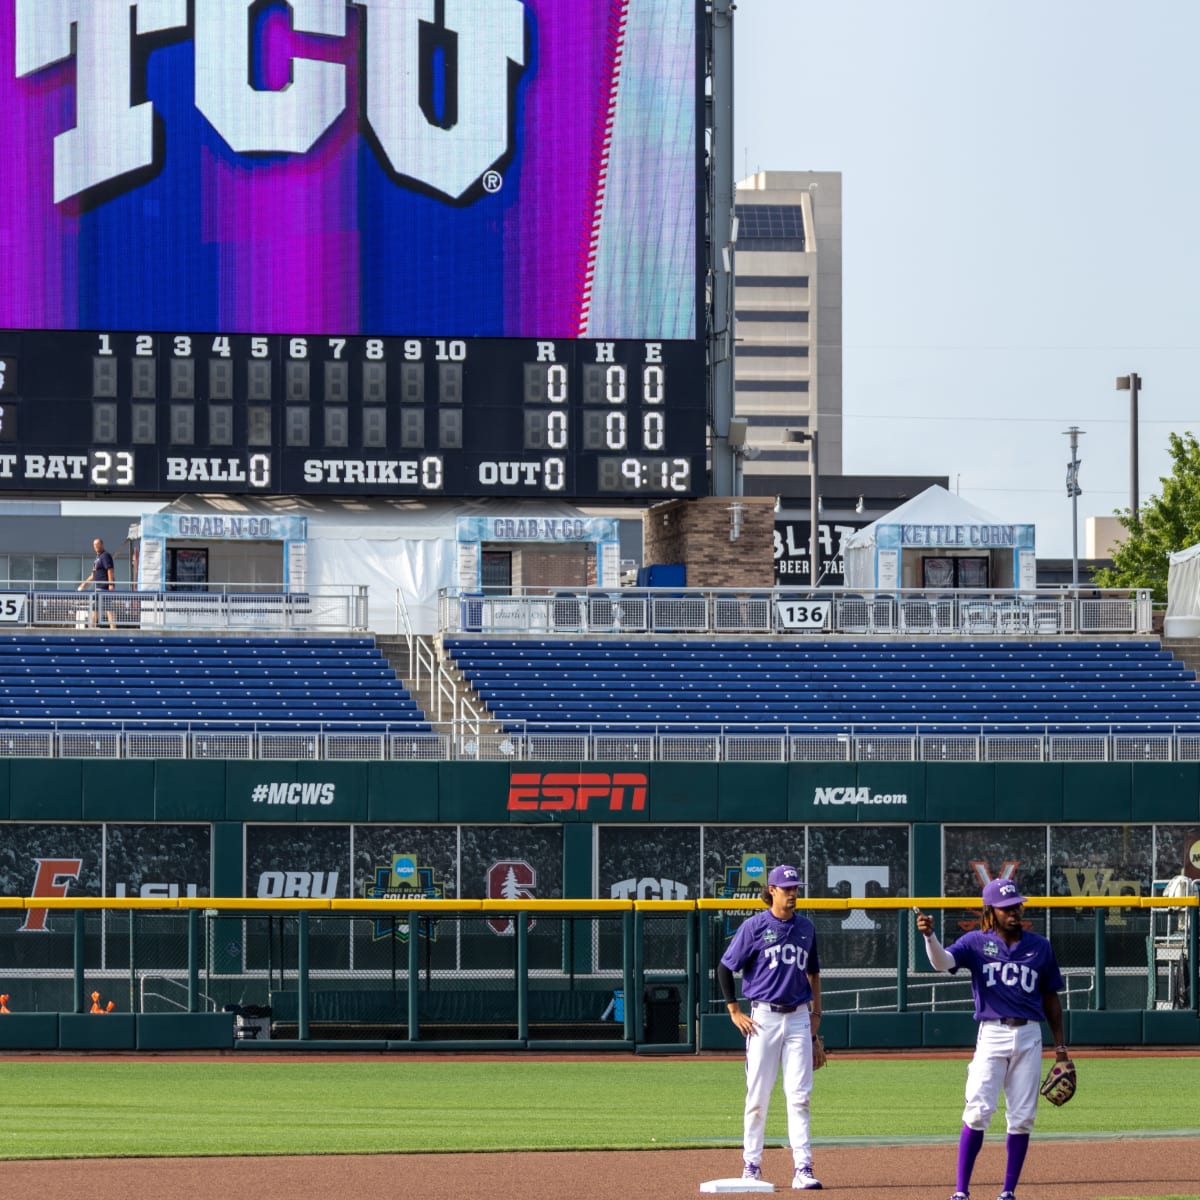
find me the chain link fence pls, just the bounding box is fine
[1,898,1194,1048]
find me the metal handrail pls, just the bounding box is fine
[1,583,369,632]
[2,717,1200,761]
[438,584,1154,637]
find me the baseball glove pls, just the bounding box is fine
[811,1033,827,1070]
[1039,1058,1076,1106]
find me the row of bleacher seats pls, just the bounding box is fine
[0,633,428,730]
[443,637,1200,734]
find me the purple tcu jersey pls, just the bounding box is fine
[720,910,820,1006]
[945,928,1065,1022]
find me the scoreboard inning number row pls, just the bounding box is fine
[0,333,706,498]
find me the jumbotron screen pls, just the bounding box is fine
[0,0,705,498]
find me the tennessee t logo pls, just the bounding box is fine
[20,858,83,932]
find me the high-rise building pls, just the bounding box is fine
[733,170,842,492]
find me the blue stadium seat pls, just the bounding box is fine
[0,634,426,732]
[443,636,1200,737]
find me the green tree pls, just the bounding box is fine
[1092,431,1200,603]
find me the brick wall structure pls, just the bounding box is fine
[641,496,776,588]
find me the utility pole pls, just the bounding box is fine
[1115,373,1142,521]
[787,429,820,585]
[1064,426,1085,588]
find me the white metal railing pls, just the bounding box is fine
[0,582,369,632]
[438,585,1154,637]
[4,718,1200,762]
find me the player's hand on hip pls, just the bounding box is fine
[730,1008,758,1037]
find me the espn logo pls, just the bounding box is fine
[507,772,648,813]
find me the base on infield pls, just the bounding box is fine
[699,1179,776,1194]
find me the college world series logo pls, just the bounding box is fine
[714,854,769,940]
[362,853,446,942]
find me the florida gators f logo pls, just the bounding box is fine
[20,858,83,932]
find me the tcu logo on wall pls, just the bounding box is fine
[16,0,527,203]
[487,859,536,935]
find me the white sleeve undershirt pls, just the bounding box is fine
[922,931,957,971]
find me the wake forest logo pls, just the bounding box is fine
[963,859,1144,929]
[714,854,769,940]
[362,853,446,942]
[16,0,528,204]
[1062,866,1139,928]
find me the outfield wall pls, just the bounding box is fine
[1,760,1197,1051]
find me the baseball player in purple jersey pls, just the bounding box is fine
[717,864,823,1190]
[915,879,1069,1200]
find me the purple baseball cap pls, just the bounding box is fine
[768,864,802,888]
[982,879,1026,908]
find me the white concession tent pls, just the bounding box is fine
[842,485,1037,591]
[1165,541,1200,638]
[135,495,621,634]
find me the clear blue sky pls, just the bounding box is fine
[734,0,1200,559]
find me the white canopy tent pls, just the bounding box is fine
[1165,541,1200,638]
[138,495,611,634]
[842,485,1037,591]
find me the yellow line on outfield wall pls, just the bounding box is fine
[8,895,1195,912]
[332,900,482,913]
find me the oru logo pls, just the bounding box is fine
[15,0,528,204]
[507,772,648,813]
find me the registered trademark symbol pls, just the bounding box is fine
[482,170,503,193]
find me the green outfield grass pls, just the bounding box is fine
[0,1056,1195,1161]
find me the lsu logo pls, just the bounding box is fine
[20,858,83,932]
[507,772,648,813]
[16,0,528,204]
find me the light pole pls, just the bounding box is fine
[787,429,820,586]
[1115,373,1142,521]
[1064,425,1085,588]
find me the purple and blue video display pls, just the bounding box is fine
[0,0,699,340]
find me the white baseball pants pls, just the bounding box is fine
[742,1003,814,1168]
[962,1020,1043,1134]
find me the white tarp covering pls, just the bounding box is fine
[1165,541,1200,638]
[150,495,595,634]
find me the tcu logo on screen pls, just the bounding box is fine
[507,772,648,813]
[16,0,527,204]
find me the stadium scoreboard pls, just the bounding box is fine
[0,0,705,500]
[0,332,704,497]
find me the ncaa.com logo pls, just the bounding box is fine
[813,786,907,807]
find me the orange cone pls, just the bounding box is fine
[0,994,10,1013]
